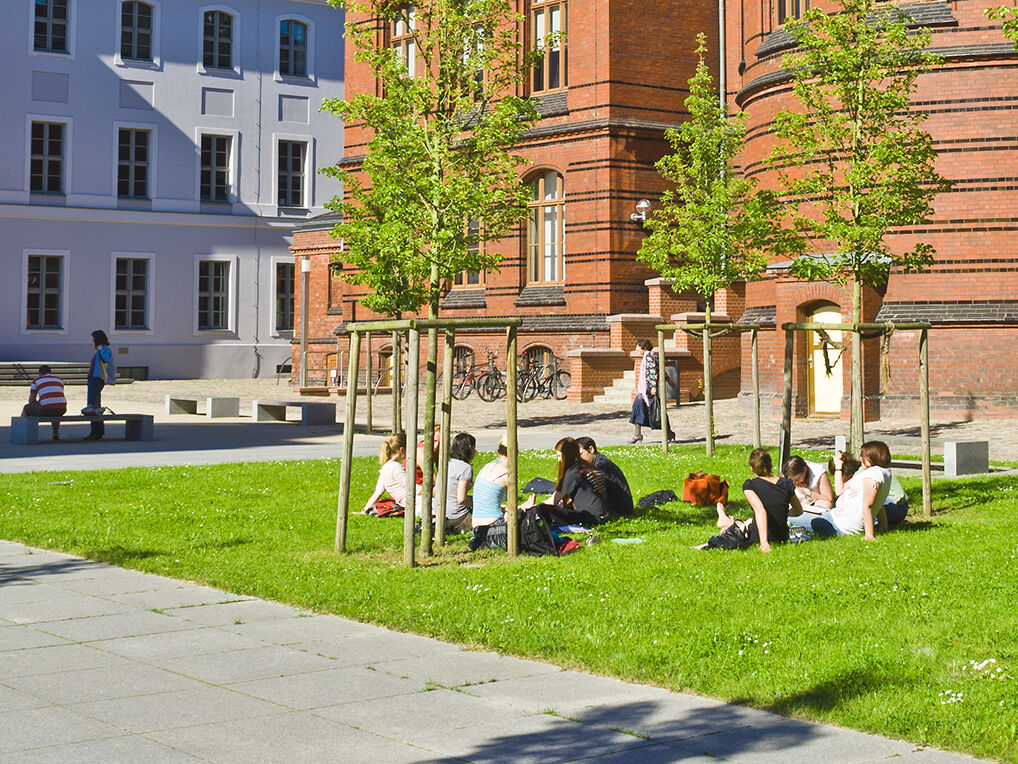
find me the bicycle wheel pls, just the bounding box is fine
[451,371,473,400]
[476,372,502,402]
[520,374,540,402]
[552,370,572,400]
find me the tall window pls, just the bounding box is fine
[34,0,69,53]
[115,258,148,330]
[453,219,482,287]
[531,0,565,92]
[121,1,152,61]
[527,171,565,283]
[118,128,149,198]
[203,10,233,69]
[30,122,64,194]
[200,134,231,202]
[391,7,415,77]
[275,262,295,332]
[776,0,806,24]
[26,255,63,329]
[198,260,229,330]
[277,141,306,207]
[279,19,307,76]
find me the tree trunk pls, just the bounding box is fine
[704,296,714,456]
[419,273,440,557]
[850,275,864,455]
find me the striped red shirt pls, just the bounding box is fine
[31,374,66,410]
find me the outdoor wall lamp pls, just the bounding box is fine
[631,199,651,222]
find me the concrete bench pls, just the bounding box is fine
[165,395,240,418]
[834,435,989,477]
[252,399,336,425]
[11,414,154,445]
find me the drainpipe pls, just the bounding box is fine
[300,256,311,387]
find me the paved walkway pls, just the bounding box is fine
[0,541,986,763]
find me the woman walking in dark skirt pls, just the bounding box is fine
[628,339,674,443]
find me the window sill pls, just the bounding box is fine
[118,197,152,211]
[198,65,242,79]
[274,73,314,86]
[200,201,234,214]
[326,306,344,316]
[115,57,161,71]
[30,193,66,207]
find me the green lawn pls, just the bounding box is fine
[2,445,1016,762]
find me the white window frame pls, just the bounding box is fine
[109,252,155,336]
[274,13,315,82]
[22,248,70,336]
[114,0,161,69]
[113,120,157,200]
[273,133,313,211]
[269,255,296,338]
[193,254,238,335]
[197,4,241,77]
[26,114,72,196]
[195,128,239,204]
[28,0,77,59]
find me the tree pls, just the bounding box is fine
[637,35,779,455]
[985,5,1018,43]
[322,0,541,555]
[770,0,952,453]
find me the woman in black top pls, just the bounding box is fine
[552,437,611,525]
[738,448,803,551]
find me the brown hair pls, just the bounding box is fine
[860,440,891,468]
[828,453,862,481]
[379,432,407,464]
[782,455,808,481]
[555,437,581,485]
[636,338,652,352]
[748,447,773,477]
[449,432,476,462]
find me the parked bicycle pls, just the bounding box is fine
[451,351,500,400]
[518,355,571,401]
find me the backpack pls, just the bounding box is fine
[682,472,729,507]
[706,519,755,550]
[519,506,561,556]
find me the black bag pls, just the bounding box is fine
[523,477,557,495]
[470,522,508,551]
[649,394,661,429]
[706,520,755,550]
[519,506,561,556]
[637,489,679,509]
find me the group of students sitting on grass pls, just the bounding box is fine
[708,440,907,551]
[362,430,634,549]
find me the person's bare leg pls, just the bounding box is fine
[715,501,734,530]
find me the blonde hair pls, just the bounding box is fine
[379,432,407,464]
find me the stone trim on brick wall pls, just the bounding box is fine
[442,290,486,309]
[515,285,567,306]
[876,300,1018,324]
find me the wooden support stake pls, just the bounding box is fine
[365,331,373,434]
[780,328,793,469]
[752,328,761,449]
[391,330,401,435]
[335,330,361,552]
[403,328,420,567]
[920,328,932,518]
[436,329,455,547]
[506,326,519,557]
[658,329,668,454]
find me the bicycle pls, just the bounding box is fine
[519,355,571,401]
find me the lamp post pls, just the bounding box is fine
[300,256,311,388]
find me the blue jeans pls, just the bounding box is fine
[884,499,908,527]
[87,377,105,437]
[788,511,840,537]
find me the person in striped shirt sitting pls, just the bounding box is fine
[23,365,67,440]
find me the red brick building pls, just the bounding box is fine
[291,1,730,400]
[731,0,1018,419]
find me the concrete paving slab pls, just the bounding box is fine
[462,670,673,716]
[4,663,205,706]
[369,650,562,687]
[0,624,70,651]
[163,598,307,627]
[0,642,131,679]
[89,626,268,661]
[29,609,196,642]
[0,580,83,606]
[281,629,473,666]
[0,685,49,713]
[221,612,385,643]
[0,734,202,764]
[226,665,428,711]
[885,749,991,763]
[579,741,722,763]
[0,593,135,624]
[69,685,286,734]
[53,570,194,597]
[0,706,124,754]
[110,585,253,611]
[155,644,341,684]
[146,711,427,763]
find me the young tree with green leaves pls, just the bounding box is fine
[637,35,778,455]
[770,0,952,452]
[322,0,542,555]
[985,5,1018,43]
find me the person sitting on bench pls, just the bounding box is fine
[23,365,67,441]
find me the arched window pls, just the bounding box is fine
[279,19,307,77]
[527,170,565,283]
[523,345,553,370]
[203,9,233,69]
[453,345,475,373]
[531,0,566,92]
[121,1,153,61]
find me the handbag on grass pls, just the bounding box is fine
[682,472,729,507]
